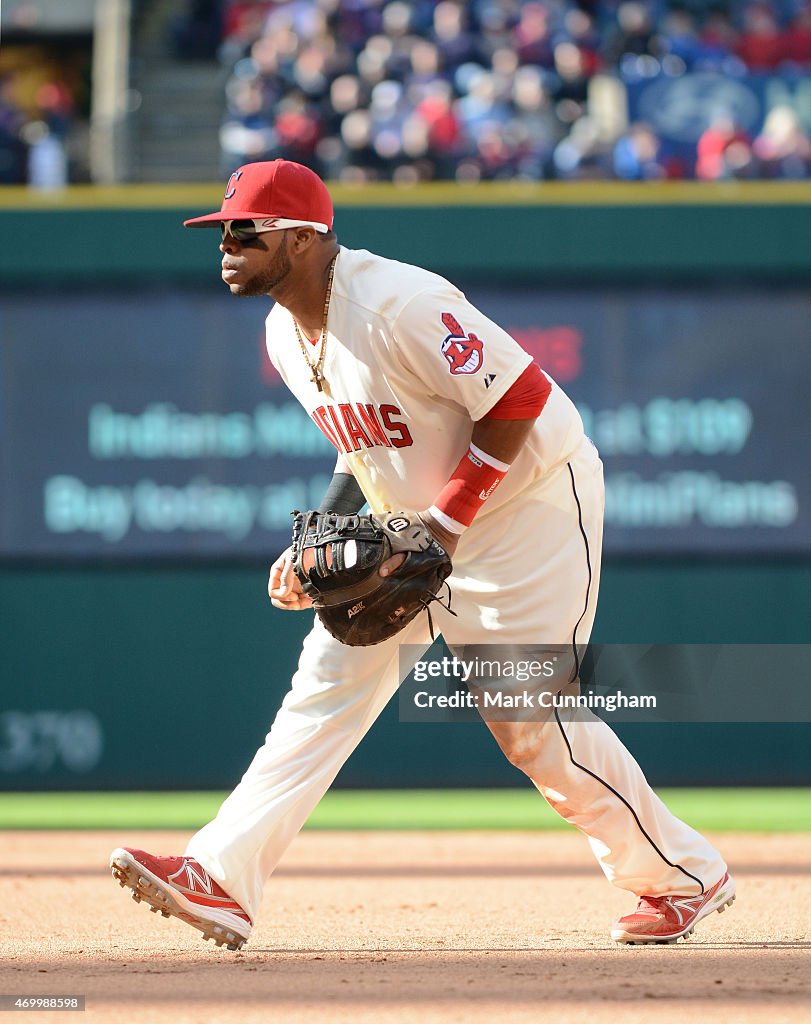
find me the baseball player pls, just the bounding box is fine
[110,160,735,950]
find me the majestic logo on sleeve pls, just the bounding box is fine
[440,312,484,375]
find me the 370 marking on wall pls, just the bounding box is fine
[0,710,104,774]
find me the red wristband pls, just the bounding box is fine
[430,443,510,533]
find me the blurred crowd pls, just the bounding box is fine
[0,52,87,188]
[2,0,810,185]
[205,0,811,181]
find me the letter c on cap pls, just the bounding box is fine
[224,170,242,200]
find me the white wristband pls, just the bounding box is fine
[427,505,467,535]
[469,442,511,473]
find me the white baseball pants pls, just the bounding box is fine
[186,440,726,921]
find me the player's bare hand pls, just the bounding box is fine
[378,552,406,577]
[268,546,313,610]
[417,509,459,559]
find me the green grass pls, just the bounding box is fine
[0,788,808,832]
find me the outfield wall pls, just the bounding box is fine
[1,181,810,283]
[1,182,809,790]
[1,562,810,790]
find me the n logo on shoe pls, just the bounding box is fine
[667,894,704,926]
[169,859,214,895]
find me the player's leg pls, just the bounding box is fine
[183,614,434,921]
[440,438,730,939]
[112,613,434,945]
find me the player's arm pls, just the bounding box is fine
[316,454,366,515]
[390,285,552,556]
[420,363,551,556]
[268,456,368,610]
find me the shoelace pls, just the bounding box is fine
[635,894,672,915]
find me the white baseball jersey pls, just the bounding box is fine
[185,247,727,926]
[265,247,586,517]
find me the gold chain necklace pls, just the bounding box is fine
[292,255,337,393]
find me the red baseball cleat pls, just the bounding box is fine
[110,847,252,950]
[611,871,736,945]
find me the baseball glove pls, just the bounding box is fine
[291,510,453,647]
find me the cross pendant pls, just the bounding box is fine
[312,371,323,392]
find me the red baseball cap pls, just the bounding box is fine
[183,159,334,231]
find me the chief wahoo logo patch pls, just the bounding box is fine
[440,312,484,375]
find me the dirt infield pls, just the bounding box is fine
[1,830,809,1023]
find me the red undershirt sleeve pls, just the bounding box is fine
[484,362,551,421]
